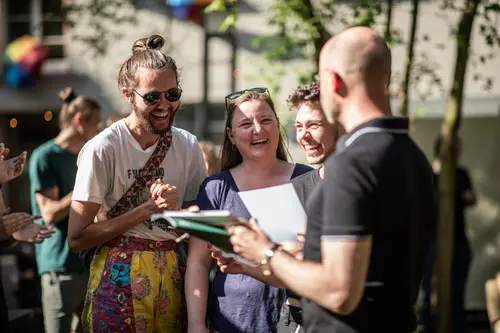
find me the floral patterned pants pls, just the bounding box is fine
[82,236,187,333]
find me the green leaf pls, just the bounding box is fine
[204,0,227,14]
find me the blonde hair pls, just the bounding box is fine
[58,87,100,129]
[199,141,220,176]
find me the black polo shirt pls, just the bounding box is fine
[302,116,436,333]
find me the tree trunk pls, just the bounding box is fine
[435,1,480,332]
[384,0,393,42]
[399,0,420,116]
[295,0,331,78]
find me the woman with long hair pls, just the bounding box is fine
[185,88,312,333]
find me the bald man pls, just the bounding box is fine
[227,27,436,333]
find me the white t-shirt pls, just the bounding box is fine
[72,119,208,241]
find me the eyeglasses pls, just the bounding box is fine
[225,87,269,109]
[133,88,183,106]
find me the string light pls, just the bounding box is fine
[44,111,53,121]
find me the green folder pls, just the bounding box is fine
[150,211,247,254]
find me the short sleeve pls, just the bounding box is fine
[72,141,112,205]
[183,140,208,203]
[29,150,57,193]
[321,154,374,239]
[196,178,219,210]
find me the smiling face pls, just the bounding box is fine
[130,67,180,134]
[295,101,336,165]
[226,99,280,162]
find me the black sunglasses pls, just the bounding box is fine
[133,87,182,106]
[225,87,269,109]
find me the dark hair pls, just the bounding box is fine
[221,91,288,170]
[58,87,101,129]
[286,82,320,109]
[118,35,180,93]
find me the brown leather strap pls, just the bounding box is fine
[106,131,172,219]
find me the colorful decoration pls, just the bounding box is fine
[3,35,49,89]
[165,0,214,24]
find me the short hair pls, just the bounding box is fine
[286,83,320,110]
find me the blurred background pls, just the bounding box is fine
[0,0,499,332]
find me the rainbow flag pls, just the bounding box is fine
[166,0,213,23]
[3,35,49,89]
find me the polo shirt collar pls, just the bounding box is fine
[336,116,410,152]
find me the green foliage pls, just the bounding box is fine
[62,0,137,58]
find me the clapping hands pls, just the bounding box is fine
[0,143,27,185]
[147,179,179,212]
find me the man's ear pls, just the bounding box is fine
[121,87,134,104]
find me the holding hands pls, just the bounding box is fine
[0,209,52,242]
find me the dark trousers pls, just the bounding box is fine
[418,241,471,333]
[0,279,9,333]
[277,303,304,333]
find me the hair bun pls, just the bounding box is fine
[132,35,165,54]
[59,87,77,104]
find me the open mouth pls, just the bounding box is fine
[151,111,170,119]
[304,144,321,154]
[250,139,268,145]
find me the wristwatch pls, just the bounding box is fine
[260,243,282,276]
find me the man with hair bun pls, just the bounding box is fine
[29,87,102,333]
[68,35,207,333]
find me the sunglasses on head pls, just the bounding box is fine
[133,87,182,106]
[225,87,269,109]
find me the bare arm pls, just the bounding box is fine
[35,186,72,224]
[68,200,156,252]
[185,237,213,328]
[269,239,371,314]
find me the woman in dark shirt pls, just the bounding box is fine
[185,89,312,333]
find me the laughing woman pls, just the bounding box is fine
[185,88,312,333]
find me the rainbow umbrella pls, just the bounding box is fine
[3,35,49,89]
[166,0,213,23]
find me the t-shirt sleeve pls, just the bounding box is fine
[29,150,57,193]
[196,178,219,210]
[321,154,374,239]
[183,140,209,203]
[72,141,112,205]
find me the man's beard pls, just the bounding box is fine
[133,104,179,135]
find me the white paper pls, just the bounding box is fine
[238,183,307,243]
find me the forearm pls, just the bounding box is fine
[68,203,150,252]
[185,261,210,326]
[242,265,286,288]
[41,192,73,224]
[269,251,346,313]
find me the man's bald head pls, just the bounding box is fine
[321,26,391,86]
[318,27,392,126]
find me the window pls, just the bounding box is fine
[6,0,65,59]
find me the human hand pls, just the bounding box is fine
[207,243,246,275]
[297,231,305,243]
[146,179,179,212]
[13,223,55,243]
[228,218,274,265]
[0,210,41,240]
[0,143,27,184]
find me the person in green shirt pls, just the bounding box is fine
[29,87,102,333]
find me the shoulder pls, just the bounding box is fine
[30,140,57,160]
[200,170,231,190]
[172,126,199,148]
[81,123,120,156]
[292,163,314,178]
[291,169,318,186]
